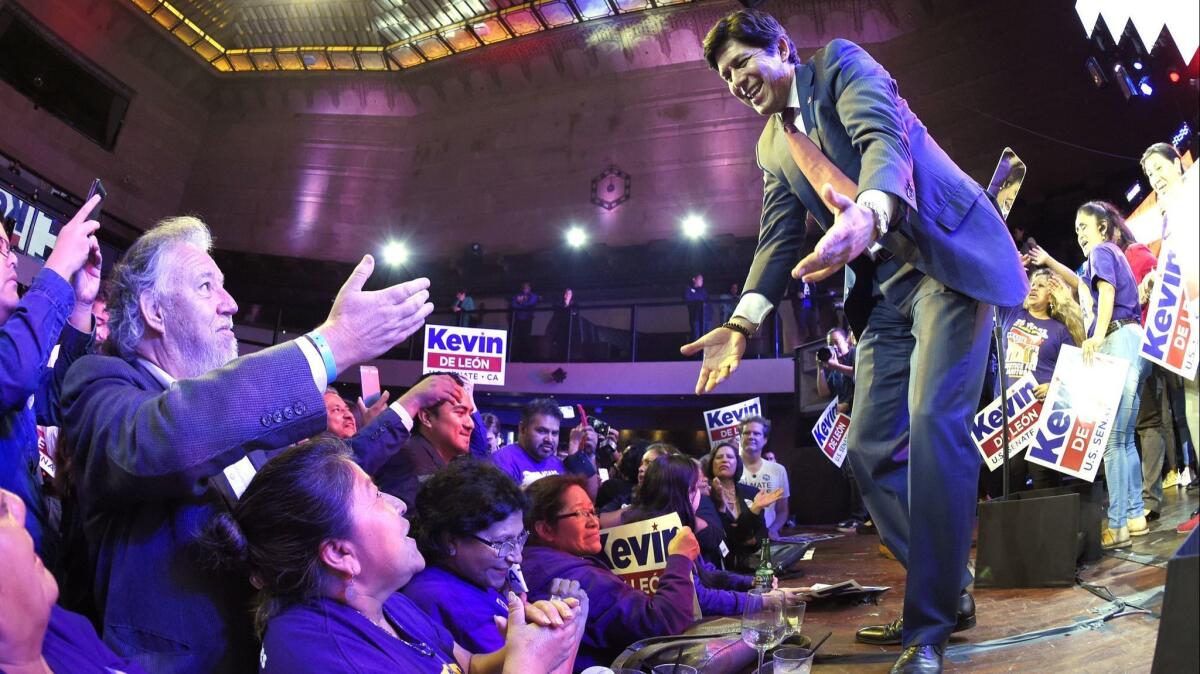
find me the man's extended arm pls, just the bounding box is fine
[63,343,327,506]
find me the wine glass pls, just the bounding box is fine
[741,589,785,674]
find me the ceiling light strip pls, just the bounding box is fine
[127,0,691,74]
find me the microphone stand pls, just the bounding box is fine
[993,307,1012,499]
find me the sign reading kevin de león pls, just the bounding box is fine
[422,325,507,386]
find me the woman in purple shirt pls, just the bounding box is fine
[203,437,588,673]
[1040,202,1148,549]
[0,487,148,674]
[1000,270,1085,393]
[404,460,528,654]
[522,474,703,672]
[996,269,1084,492]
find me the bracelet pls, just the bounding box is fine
[721,321,754,339]
[305,331,338,382]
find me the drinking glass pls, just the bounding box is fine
[741,588,785,674]
[783,594,806,637]
[650,665,700,674]
[772,646,815,674]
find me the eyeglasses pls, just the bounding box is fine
[552,508,598,522]
[469,530,529,558]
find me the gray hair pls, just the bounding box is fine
[106,216,213,360]
[739,415,771,436]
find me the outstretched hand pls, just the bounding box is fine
[318,255,434,373]
[681,326,747,394]
[790,184,877,282]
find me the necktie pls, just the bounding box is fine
[780,108,857,213]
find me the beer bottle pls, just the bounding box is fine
[753,537,775,590]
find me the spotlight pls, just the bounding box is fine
[382,241,409,266]
[1132,60,1144,71]
[565,226,588,248]
[681,214,707,239]
[1085,56,1107,87]
[1168,70,1181,83]
[1137,75,1154,96]
[1112,63,1138,99]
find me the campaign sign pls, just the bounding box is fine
[970,374,1042,472]
[422,325,507,386]
[0,185,62,260]
[597,513,683,596]
[1140,248,1199,379]
[811,397,851,468]
[1025,346,1128,482]
[702,397,762,449]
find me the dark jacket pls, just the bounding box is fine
[374,411,489,508]
[745,39,1028,335]
[708,484,768,571]
[60,343,411,674]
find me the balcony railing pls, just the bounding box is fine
[237,296,845,364]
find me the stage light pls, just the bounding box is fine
[382,241,409,266]
[1132,60,1144,70]
[1169,70,1181,83]
[1137,75,1154,96]
[1125,182,1142,202]
[1112,63,1138,99]
[565,226,588,248]
[1085,56,1107,87]
[681,214,707,239]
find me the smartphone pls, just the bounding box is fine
[359,365,381,407]
[558,405,576,420]
[85,179,106,221]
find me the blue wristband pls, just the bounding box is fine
[306,331,337,383]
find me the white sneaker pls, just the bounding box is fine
[1128,515,1149,536]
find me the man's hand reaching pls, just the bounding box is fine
[681,326,747,394]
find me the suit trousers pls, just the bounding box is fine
[846,266,992,648]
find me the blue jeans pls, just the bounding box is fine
[1099,324,1147,529]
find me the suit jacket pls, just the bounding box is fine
[744,39,1028,334]
[59,342,408,674]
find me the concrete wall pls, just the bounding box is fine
[0,0,213,231]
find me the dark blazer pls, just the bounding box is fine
[59,343,409,674]
[744,39,1028,334]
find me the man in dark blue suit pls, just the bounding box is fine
[683,10,1028,673]
[59,216,461,674]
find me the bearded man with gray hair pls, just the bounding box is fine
[59,216,458,674]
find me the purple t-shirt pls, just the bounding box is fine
[259,594,461,674]
[43,605,148,674]
[490,443,565,487]
[401,564,507,655]
[1084,242,1140,335]
[1000,308,1076,384]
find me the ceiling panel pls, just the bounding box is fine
[126,0,692,73]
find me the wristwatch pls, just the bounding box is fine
[864,203,890,241]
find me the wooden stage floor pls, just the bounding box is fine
[781,484,1198,673]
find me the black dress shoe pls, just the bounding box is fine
[1146,510,1161,522]
[889,644,945,674]
[856,591,975,645]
